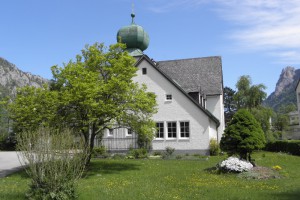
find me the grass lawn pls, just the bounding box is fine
[0,151,299,200]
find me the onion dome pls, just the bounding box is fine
[117,13,149,56]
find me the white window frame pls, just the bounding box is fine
[180,121,190,138]
[155,122,164,139]
[126,128,133,137]
[167,121,177,139]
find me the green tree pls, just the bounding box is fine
[231,75,272,140]
[8,86,59,133]
[223,86,236,126]
[8,42,157,163]
[278,103,297,115]
[250,107,273,134]
[272,114,288,132]
[271,103,297,139]
[234,75,266,109]
[220,109,266,161]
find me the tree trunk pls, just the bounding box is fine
[85,124,96,166]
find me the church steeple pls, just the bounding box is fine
[116,12,150,56]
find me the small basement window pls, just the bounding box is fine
[142,68,147,75]
[166,94,172,101]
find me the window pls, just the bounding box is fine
[156,122,164,138]
[108,129,113,136]
[166,94,172,101]
[142,68,147,74]
[127,128,132,136]
[180,122,190,138]
[167,122,177,138]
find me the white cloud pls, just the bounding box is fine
[213,0,300,63]
[270,51,300,64]
[144,0,300,64]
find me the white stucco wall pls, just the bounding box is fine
[133,59,218,152]
[206,94,225,142]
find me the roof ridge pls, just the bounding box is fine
[158,56,221,63]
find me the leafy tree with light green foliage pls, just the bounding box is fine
[8,85,59,133]
[271,103,297,139]
[230,75,273,142]
[220,109,266,162]
[234,75,266,109]
[8,42,157,163]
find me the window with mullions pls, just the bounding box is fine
[167,122,177,138]
[166,94,172,101]
[180,122,190,138]
[156,122,164,138]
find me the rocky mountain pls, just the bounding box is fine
[264,66,300,111]
[0,57,48,98]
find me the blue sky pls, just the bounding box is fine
[1,0,300,95]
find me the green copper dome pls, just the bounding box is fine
[117,13,149,56]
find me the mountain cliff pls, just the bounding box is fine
[264,66,300,111]
[0,57,48,98]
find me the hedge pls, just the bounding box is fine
[265,140,300,156]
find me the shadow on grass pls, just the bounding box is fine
[0,192,25,200]
[83,159,141,178]
[0,166,29,179]
[273,190,300,200]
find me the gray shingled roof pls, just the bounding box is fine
[157,57,223,95]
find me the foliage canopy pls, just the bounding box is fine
[8,42,157,163]
[234,75,267,109]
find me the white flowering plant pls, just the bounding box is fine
[218,156,253,173]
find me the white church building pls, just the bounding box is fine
[99,13,225,154]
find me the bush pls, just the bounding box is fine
[162,146,175,159]
[128,148,148,159]
[209,138,220,156]
[265,140,300,156]
[0,132,17,151]
[17,127,88,200]
[152,151,162,156]
[92,146,108,158]
[218,157,253,173]
[112,153,126,159]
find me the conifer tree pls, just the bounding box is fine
[220,109,266,161]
